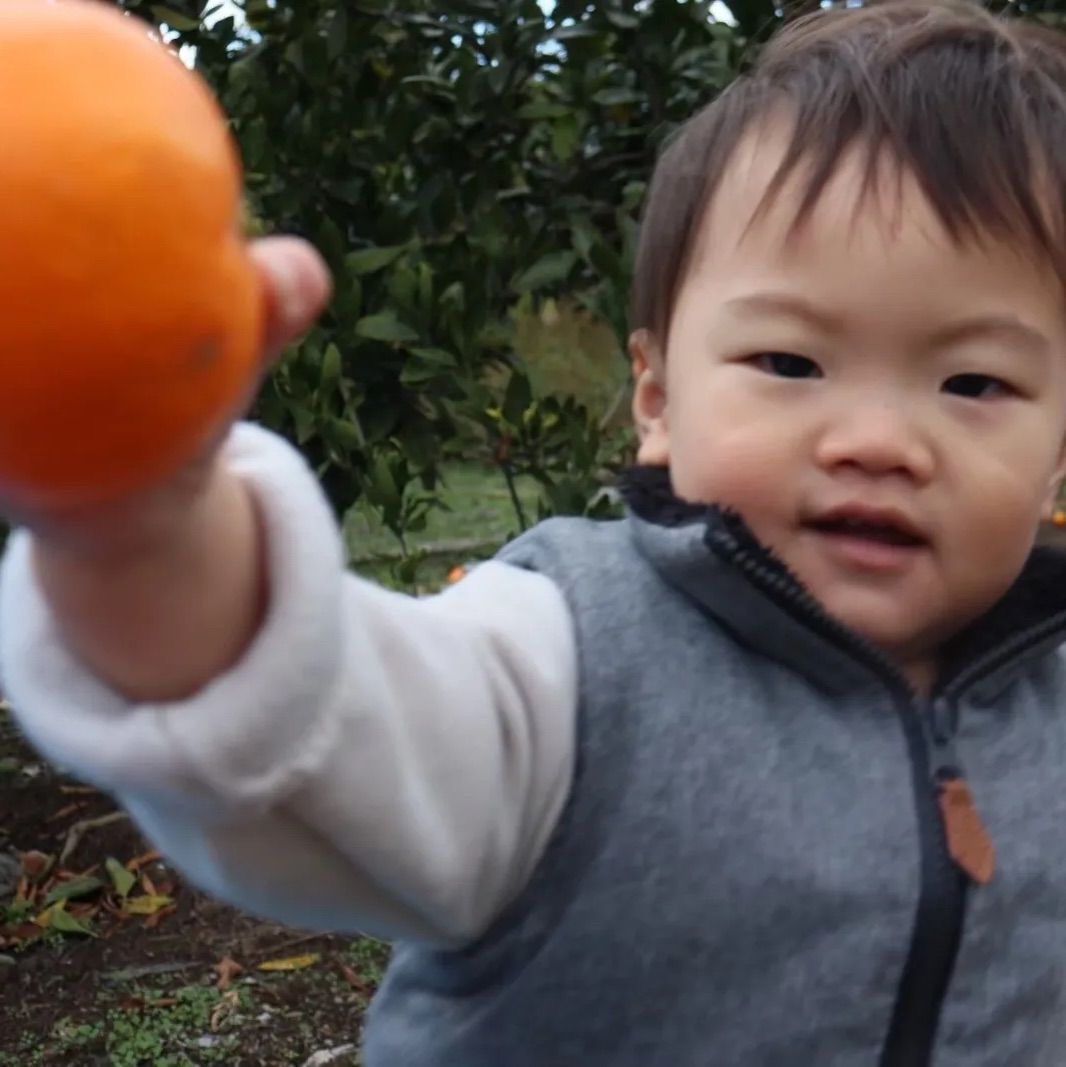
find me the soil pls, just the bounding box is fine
[0,708,388,1066]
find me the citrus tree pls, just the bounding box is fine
[113,0,1066,544]
[111,0,748,539]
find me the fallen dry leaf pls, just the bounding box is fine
[257,953,321,973]
[126,850,162,872]
[214,956,244,991]
[210,989,240,1031]
[19,851,53,881]
[122,894,174,916]
[339,963,369,995]
[49,801,88,822]
[5,922,44,946]
[143,905,177,930]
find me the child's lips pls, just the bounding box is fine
[802,505,931,573]
[805,524,930,573]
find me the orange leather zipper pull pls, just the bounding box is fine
[937,777,995,885]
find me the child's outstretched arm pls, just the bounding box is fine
[0,239,579,947]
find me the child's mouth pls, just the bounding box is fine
[804,508,929,571]
[809,517,925,547]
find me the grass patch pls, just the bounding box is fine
[344,461,539,590]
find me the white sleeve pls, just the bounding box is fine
[0,423,578,946]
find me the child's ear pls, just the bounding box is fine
[629,329,670,466]
[1039,431,1066,521]
[1041,447,1066,521]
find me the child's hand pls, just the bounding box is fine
[7,236,332,703]
[7,236,331,562]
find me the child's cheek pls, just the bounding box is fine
[670,417,797,523]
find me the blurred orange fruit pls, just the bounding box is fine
[0,0,261,506]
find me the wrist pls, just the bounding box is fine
[29,463,268,702]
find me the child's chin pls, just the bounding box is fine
[816,593,933,655]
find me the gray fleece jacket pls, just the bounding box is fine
[364,466,1066,1067]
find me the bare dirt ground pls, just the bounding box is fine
[1,708,387,1066]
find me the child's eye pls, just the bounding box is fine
[942,373,1013,399]
[748,352,823,379]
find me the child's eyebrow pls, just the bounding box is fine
[722,291,844,334]
[927,314,1050,356]
[723,292,1051,355]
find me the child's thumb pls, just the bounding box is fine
[250,236,332,364]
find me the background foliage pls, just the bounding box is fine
[111,0,755,550]
[110,0,1066,558]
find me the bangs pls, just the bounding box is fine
[632,0,1066,344]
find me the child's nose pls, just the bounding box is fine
[814,402,935,484]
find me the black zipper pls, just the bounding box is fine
[701,519,1014,1067]
[877,694,967,1067]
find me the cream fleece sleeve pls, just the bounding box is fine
[0,423,578,946]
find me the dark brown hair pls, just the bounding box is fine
[632,0,1066,344]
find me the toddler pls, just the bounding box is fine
[7,2,1066,1064]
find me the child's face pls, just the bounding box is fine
[632,126,1066,688]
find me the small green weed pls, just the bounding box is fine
[0,899,33,926]
[346,937,391,988]
[46,982,251,1067]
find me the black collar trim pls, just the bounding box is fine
[617,465,799,582]
[617,464,1066,689]
[615,465,706,527]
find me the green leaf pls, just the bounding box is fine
[400,347,457,385]
[502,371,533,426]
[328,417,364,451]
[44,876,104,906]
[292,404,316,446]
[407,347,457,367]
[400,75,455,93]
[316,216,347,269]
[328,9,349,61]
[513,251,578,293]
[368,454,401,514]
[151,6,200,31]
[552,24,599,41]
[37,901,95,937]
[570,214,598,264]
[105,858,136,900]
[345,245,408,276]
[551,114,581,162]
[439,282,465,311]
[592,87,642,107]
[244,0,272,20]
[516,101,571,120]
[321,343,343,386]
[355,313,419,344]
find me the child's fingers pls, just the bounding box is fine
[249,236,333,365]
